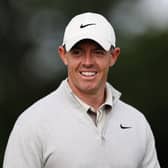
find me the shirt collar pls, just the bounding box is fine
[63,79,121,112]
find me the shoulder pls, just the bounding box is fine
[115,100,147,123]
[13,80,68,130]
[106,82,148,127]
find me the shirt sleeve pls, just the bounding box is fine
[140,119,161,168]
[3,116,43,168]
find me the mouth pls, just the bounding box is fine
[80,71,97,78]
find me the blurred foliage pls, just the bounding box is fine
[0,0,167,167]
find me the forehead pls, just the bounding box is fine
[71,39,104,50]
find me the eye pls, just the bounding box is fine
[93,49,106,56]
[70,49,82,56]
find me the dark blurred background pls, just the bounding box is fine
[0,0,167,167]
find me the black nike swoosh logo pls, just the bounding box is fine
[80,23,96,28]
[120,124,132,129]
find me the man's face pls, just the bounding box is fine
[58,40,120,96]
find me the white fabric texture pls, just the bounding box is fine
[3,79,160,168]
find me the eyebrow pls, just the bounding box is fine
[94,46,105,51]
[70,45,82,51]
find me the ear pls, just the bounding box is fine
[109,47,120,67]
[58,46,68,65]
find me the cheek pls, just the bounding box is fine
[67,61,79,75]
[108,57,115,67]
[97,58,112,70]
[67,64,74,75]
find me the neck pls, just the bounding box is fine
[68,84,106,111]
[81,91,105,109]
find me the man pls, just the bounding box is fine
[3,12,160,168]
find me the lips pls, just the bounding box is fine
[80,72,97,77]
[79,70,98,80]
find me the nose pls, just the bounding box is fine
[82,52,94,67]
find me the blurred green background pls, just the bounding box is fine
[0,0,167,167]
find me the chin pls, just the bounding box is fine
[79,84,98,94]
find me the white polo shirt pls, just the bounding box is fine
[3,79,160,168]
[67,80,120,134]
